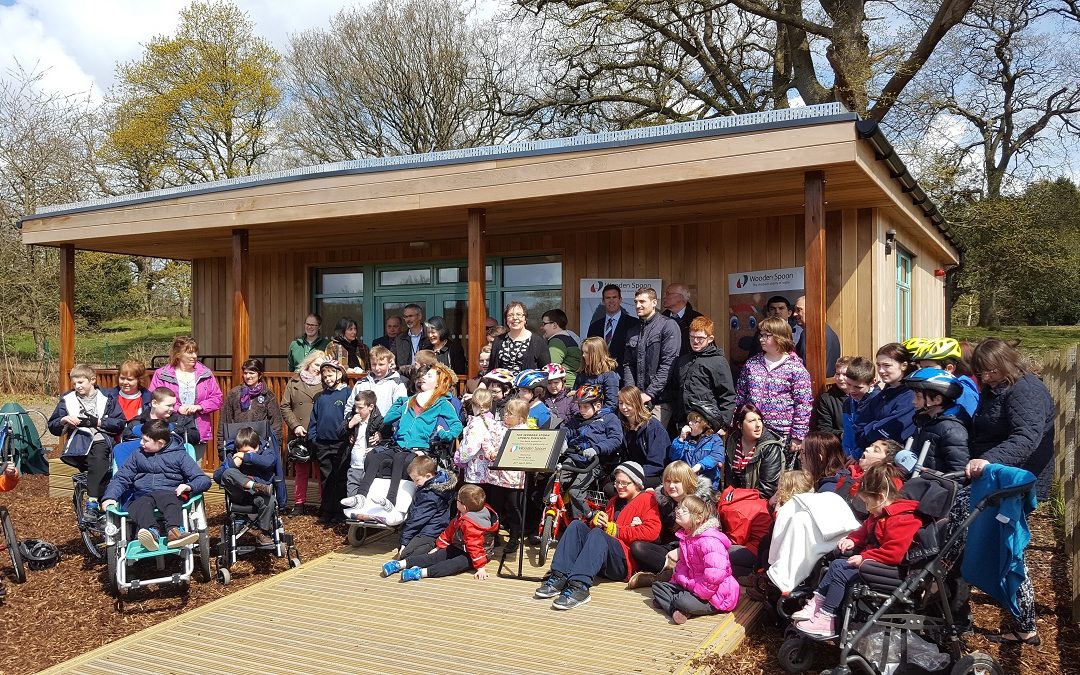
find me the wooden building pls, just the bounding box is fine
[22,103,958,399]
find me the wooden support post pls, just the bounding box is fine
[231,229,250,386]
[59,244,75,393]
[804,171,827,397]
[467,208,487,378]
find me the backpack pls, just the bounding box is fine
[716,486,774,556]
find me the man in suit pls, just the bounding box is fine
[372,315,404,350]
[661,283,704,356]
[793,295,841,378]
[391,303,432,367]
[587,284,633,369]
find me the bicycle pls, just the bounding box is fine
[536,454,608,567]
[0,409,47,473]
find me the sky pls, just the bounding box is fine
[0,0,354,98]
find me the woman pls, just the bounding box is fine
[628,460,713,587]
[798,431,849,487]
[425,316,467,376]
[326,316,370,374]
[488,301,550,375]
[149,336,223,461]
[723,404,785,500]
[220,357,283,448]
[673,316,736,430]
[281,350,327,514]
[615,385,669,489]
[963,338,1054,646]
[734,317,813,458]
[106,359,152,424]
[853,343,916,450]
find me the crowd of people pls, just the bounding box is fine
[29,283,1055,645]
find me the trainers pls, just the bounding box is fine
[626,571,656,590]
[84,499,100,519]
[672,610,689,625]
[552,582,591,610]
[254,532,274,546]
[534,574,568,599]
[400,567,423,582]
[167,527,199,549]
[251,482,273,497]
[382,559,405,577]
[796,611,837,638]
[137,527,160,551]
[340,495,362,508]
[791,592,824,622]
[371,496,394,511]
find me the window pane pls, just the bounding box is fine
[380,268,432,286]
[503,255,561,287]
[502,289,563,332]
[317,298,365,342]
[437,265,494,284]
[318,269,363,295]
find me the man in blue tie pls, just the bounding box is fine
[587,284,633,370]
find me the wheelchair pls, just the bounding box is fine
[215,421,300,585]
[102,438,213,601]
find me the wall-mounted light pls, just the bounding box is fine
[885,229,897,256]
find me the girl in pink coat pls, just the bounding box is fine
[651,495,741,624]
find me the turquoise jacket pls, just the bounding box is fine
[384,395,463,450]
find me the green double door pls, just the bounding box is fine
[379,292,493,351]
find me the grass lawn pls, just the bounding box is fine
[7,317,191,365]
[952,325,1080,364]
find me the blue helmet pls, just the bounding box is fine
[513,369,547,389]
[903,367,962,402]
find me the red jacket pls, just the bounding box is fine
[436,504,499,569]
[847,498,922,565]
[601,490,662,579]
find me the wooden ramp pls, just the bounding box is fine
[41,535,762,675]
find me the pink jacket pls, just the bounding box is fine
[672,518,741,612]
[149,362,223,442]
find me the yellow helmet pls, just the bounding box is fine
[915,337,962,361]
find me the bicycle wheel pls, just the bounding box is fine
[538,514,555,567]
[72,477,106,560]
[1,508,25,583]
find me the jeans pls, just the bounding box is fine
[550,519,627,588]
[816,558,862,615]
[651,581,719,618]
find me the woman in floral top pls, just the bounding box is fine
[489,301,550,375]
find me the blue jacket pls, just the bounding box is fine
[308,386,351,445]
[853,385,915,450]
[103,386,153,419]
[565,410,623,463]
[669,433,725,490]
[214,437,277,486]
[576,370,621,413]
[384,395,463,449]
[102,437,211,508]
[528,400,551,429]
[961,464,1037,619]
[944,375,980,426]
[842,390,878,459]
[49,388,127,458]
[622,417,670,478]
[909,412,969,473]
[400,470,457,548]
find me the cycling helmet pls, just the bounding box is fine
[287,438,313,463]
[482,368,514,385]
[913,337,963,362]
[685,401,723,431]
[19,539,60,571]
[513,369,548,389]
[574,385,604,404]
[902,337,931,358]
[903,368,963,402]
[319,359,347,375]
[543,363,567,381]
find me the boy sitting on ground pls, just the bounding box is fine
[100,419,211,551]
[391,455,457,558]
[213,426,278,546]
[381,483,498,582]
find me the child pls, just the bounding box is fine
[543,363,578,425]
[123,386,200,446]
[308,359,351,524]
[393,455,457,559]
[904,336,979,424]
[340,390,385,502]
[651,495,740,624]
[213,426,277,545]
[454,388,505,486]
[484,399,528,550]
[841,356,878,459]
[820,439,903,508]
[48,363,126,514]
[793,463,923,636]
[562,385,623,519]
[903,368,970,473]
[811,356,852,437]
[106,359,152,424]
[775,469,815,507]
[381,483,498,582]
[100,419,211,551]
[513,369,551,429]
[668,403,725,491]
[462,346,492,402]
[577,337,620,412]
[348,346,408,417]
[481,368,514,421]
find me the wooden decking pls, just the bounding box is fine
[41,534,762,675]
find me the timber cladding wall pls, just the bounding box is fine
[190,207,929,362]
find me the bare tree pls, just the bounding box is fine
[283,0,535,161]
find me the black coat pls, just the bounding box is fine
[969,373,1055,500]
[723,428,785,500]
[795,323,842,378]
[587,310,634,370]
[391,332,433,368]
[672,342,736,427]
[811,383,845,438]
[432,339,468,376]
[489,332,550,374]
[662,302,704,356]
[909,412,969,473]
[622,312,681,402]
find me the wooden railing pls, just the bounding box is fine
[1039,345,1080,622]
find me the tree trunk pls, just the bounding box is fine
[977,291,1000,328]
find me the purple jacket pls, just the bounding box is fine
[150,362,223,442]
[671,518,741,612]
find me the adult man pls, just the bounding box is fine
[391,304,432,367]
[792,295,842,378]
[372,315,404,350]
[287,313,330,372]
[661,283,704,356]
[622,287,681,427]
[587,284,633,369]
[540,309,582,388]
